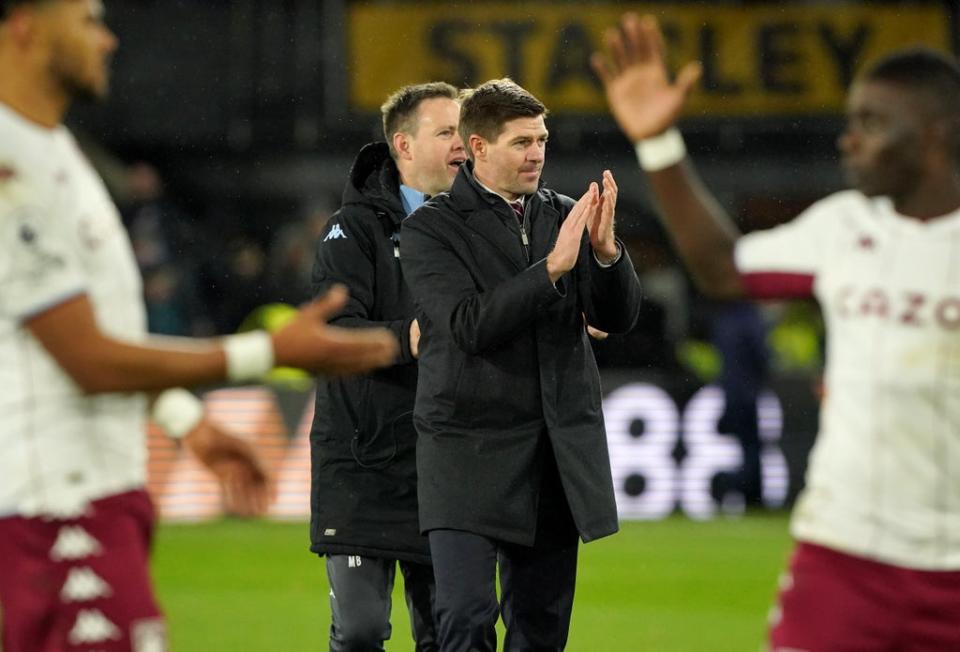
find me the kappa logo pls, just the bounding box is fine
[131,617,168,652]
[777,571,794,592]
[61,566,113,602]
[50,526,102,561]
[68,609,121,645]
[323,224,348,242]
[767,604,782,627]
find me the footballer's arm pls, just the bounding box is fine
[645,162,745,299]
[26,287,398,394]
[592,11,745,300]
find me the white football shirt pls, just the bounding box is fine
[0,103,147,518]
[737,190,960,569]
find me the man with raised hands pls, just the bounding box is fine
[401,78,641,651]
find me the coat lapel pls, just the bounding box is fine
[529,197,560,262]
[463,207,526,272]
[451,166,527,272]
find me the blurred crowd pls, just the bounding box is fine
[97,155,326,338]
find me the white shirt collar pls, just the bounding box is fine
[475,177,524,208]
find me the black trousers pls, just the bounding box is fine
[326,554,438,651]
[428,451,580,652]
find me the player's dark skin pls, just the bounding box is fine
[839,79,960,220]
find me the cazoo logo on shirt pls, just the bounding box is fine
[834,286,960,330]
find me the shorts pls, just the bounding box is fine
[0,489,166,652]
[769,541,960,652]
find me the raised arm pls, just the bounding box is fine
[592,12,745,299]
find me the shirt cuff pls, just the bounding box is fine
[593,243,622,268]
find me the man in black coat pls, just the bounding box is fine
[401,79,643,651]
[309,82,466,651]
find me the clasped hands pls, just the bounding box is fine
[546,170,619,283]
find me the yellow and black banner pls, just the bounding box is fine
[348,3,951,117]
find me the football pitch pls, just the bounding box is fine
[154,514,792,651]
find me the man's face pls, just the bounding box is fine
[472,115,547,200]
[41,0,118,101]
[838,79,930,198]
[405,97,465,196]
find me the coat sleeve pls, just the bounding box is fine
[311,209,416,364]
[580,238,643,335]
[401,207,563,355]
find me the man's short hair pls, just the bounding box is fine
[863,48,960,161]
[380,82,459,158]
[458,78,547,158]
[863,48,960,120]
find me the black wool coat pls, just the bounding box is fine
[309,142,428,564]
[400,163,643,545]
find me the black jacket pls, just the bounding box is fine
[309,142,428,564]
[400,163,643,546]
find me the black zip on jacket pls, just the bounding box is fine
[308,142,428,564]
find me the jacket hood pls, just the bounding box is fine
[342,142,405,220]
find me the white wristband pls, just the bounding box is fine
[151,388,204,440]
[223,330,275,382]
[635,127,687,171]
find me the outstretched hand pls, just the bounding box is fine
[591,13,702,142]
[272,285,399,376]
[185,419,273,517]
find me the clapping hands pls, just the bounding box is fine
[546,171,619,283]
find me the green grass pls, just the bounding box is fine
[152,515,793,651]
